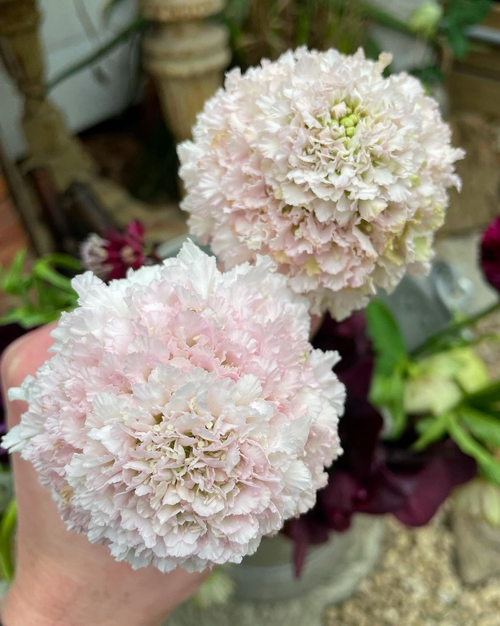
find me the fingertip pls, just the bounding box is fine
[1,324,56,390]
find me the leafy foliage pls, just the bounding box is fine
[406,351,500,486]
[0,251,80,329]
[287,312,477,575]
[366,299,408,438]
[0,500,16,581]
[441,0,493,58]
[364,291,500,488]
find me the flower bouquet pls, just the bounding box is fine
[0,46,478,614]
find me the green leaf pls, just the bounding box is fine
[447,27,469,58]
[410,65,444,90]
[364,36,383,62]
[0,250,31,296]
[366,300,408,438]
[0,251,79,329]
[366,299,407,376]
[467,380,500,408]
[0,500,17,581]
[443,0,493,59]
[415,415,435,435]
[223,0,252,26]
[32,261,75,293]
[413,412,449,451]
[42,254,82,272]
[447,415,500,486]
[460,407,500,449]
[0,306,61,329]
[370,369,407,438]
[445,0,493,28]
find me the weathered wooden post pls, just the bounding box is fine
[0,0,96,191]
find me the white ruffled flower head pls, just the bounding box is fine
[3,242,344,572]
[179,48,464,319]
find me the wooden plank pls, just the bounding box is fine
[440,114,500,236]
[447,70,500,118]
[483,4,500,30]
[455,44,500,81]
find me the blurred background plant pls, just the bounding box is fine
[0,251,80,328]
[283,210,500,574]
[77,0,493,91]
[38,0,494,206]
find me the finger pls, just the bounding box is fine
[1,324,56,429]
[0,324,71,556]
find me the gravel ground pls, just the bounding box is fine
[325,513,500,626]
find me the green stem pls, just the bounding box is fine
[45,17,148,95]
[0,500,17,582]
[412,300,500,358]
[295,9,311,47]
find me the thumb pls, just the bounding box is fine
[1,324,56,429]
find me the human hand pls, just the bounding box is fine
[0,325,209,626]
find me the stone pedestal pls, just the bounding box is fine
[141,0,230,142]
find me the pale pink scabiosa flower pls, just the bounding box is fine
[178,48,464,320]
[3,242,344,573]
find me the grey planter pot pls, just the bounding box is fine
[165,515,384,626]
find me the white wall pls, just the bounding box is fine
[0,0,139,160]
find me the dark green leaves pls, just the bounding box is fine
[0,500,16,582]
[460,407,500,449]
[413,412,449,451]
[366,299,408,438]
[0,251,80,329]
[466,379,500,410]
[442,0,493,58]
[447,414,500,486]
[366,299,407,375]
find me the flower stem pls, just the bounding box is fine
[412,300,500,358]
[295,10,311,47]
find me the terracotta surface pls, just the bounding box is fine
[0,168,29,314]
[0,171,28,267]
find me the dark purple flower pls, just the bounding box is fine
[314,312,371,373]
[391,440,477,526]
[80,220,156,281]
[481,215,500,292]
[285,313,477,576]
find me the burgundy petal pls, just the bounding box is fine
[286,516,330,577]
[357,465,418,515]
[338,398,383,477]
[480,216,500,293]
[394,441,477,526]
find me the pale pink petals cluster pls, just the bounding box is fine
[3,242,344,572]
[178,48,464,320]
